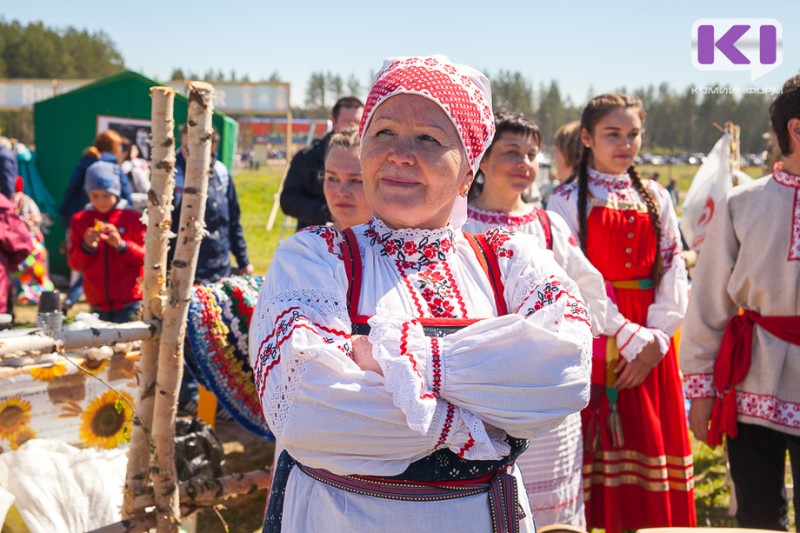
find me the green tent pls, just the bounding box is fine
[33,70,238,276]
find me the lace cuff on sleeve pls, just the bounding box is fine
[368,313,436,434]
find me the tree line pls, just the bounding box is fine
[301,68,774,155]
[0,19,776,154]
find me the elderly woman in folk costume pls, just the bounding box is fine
[463,111,606,527]
[250,55,593,532]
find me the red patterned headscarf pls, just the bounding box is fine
[360,55,495,228]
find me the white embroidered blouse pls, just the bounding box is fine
[547,168,688,362]
[249,217,593,476]
[464,204,608,336]
[680,169,800,436]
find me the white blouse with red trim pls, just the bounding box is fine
[249,216,592,475]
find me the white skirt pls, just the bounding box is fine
[280,463,536,532]
[515,412,585,527]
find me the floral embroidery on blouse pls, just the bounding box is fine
[301,225,342,258]
[772,162,800,261]
[485,227,514,258]
[467,206,539,227]
[521,277,564,315]
[365,217,456,270]
[588,168,632,190]
[551,182,575,201]
[414,263,468,318]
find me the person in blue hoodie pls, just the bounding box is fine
[171,125,252,414]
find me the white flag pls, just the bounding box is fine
[680,134,732,251]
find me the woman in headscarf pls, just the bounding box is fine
[464,111,606,527]
[250,55,593,533]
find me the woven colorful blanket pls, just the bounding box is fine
[186,275,273,440]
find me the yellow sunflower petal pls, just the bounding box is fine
[10,426,36,450]
[79,389,134,449]
[0,397,32,440]
[29,360,69,382]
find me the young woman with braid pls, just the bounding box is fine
[548,93,695,532]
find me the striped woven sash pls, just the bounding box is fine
[609,278,655,290]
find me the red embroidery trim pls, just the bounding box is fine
[430,337,442,397]
[435,403,456,448]
[457,433,476,458]
[399,320,435,401]
[617,324,643,353]
[396,260,426,316]
[442,261,468,317]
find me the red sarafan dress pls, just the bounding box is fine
[548,169,696,532]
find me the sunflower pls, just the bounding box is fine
[79,390,134,449]
[9,426,36,450]
[29,359,68,381]
[79,357,109,376]
[0,397,32,440]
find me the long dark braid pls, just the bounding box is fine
[628,165,663,284]
[578,93,663,283]
[577,148,591,253]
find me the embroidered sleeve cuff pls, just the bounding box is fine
[440,404,510,461]
[684,373,715,399]
[615,321,655,362]
[368,314,436,435]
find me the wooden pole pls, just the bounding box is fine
[132,468,271,509]
[123,86,176,517]
[92,469,270,533]
[0,321,160,362]
[265,106,292,231]
[151,81,214,532]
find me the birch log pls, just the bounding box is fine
[123,86,176,517]
[0,321,159,361]
[151,81,214,532]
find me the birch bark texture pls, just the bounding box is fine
[151,81,214,532]
[123,86,176,517]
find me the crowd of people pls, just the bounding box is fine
[1,54,797,532]
[252,57,799,532]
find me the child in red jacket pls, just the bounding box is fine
[68,158,146,323]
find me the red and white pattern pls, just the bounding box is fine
[252,306,349,399]
[359,55,494,173]
[466,206,541,227]
[415,264,467,318]
[301,225,342,258]
[772,162,800,261]
[737,390,800,430]
[588,168,634,199]
[485,227,514,258]
[366,218,468,318]
[683,373,715,399]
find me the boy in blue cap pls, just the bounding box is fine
[68,158,146,323]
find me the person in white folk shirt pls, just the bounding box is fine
[250,55,592,533]
[463,111,607,528]
[680,75,800,530]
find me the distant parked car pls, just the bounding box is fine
[687,153,705,165]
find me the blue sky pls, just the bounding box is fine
[4,0,799,106]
